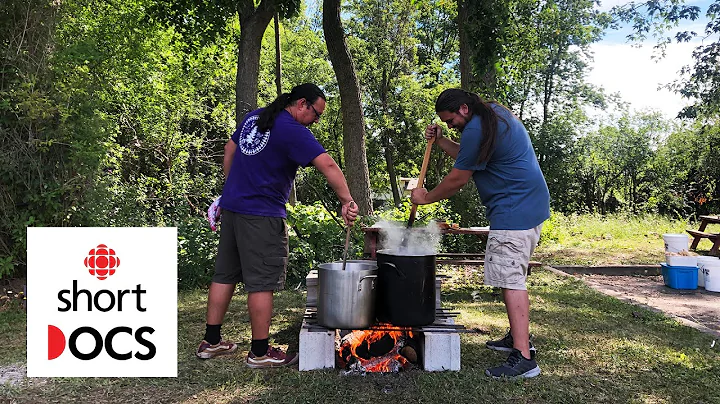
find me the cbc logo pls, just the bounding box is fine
[84,244,120,280]
[48,244,155,361]
[48,325,155,361]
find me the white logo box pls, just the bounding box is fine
[27,227,177,377]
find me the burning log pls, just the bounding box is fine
[347,344,407,373]
[400,346,417,363]
[338,326,418,373]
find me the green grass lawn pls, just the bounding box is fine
[2,266,719,403]
[2,213,719,402]
[534,213,717,266]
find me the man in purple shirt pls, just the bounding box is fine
[196,83,359,368]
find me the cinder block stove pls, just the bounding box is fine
[299,269,466,372]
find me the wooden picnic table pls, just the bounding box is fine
[687,215,720,256]
[361,226,490,260]
[361,226,543,273]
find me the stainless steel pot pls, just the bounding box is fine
[317,261,378,329]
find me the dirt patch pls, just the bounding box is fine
[574,273,720,334]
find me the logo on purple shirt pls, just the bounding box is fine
[238,115,270,155]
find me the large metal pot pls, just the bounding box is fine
[376,249,436,326]
[317,261,378,329]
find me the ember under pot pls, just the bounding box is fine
[376,249,436,326]
[317,261,378,329]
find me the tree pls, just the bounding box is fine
[0,0,64,276]
[674,1,720,117]
[323,0,373,215]
[458,0,509,96]
[611,0,720,117]
[346,0,420,206]
[414,0,459,87]
[150,0,301,123]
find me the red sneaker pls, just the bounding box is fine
[196,340,237,359]
[246,346,299,368]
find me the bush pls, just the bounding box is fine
[286,202,351,285]
[539,211,567,245]
[177,213,220,290]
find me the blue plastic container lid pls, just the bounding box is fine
[660,263,698,270]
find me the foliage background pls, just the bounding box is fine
[2,0,719,286]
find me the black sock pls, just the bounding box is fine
[251,338,269,357]
[204,324,221,345]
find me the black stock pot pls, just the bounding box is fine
[376,249,436,326]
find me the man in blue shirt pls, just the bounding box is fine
[197,83,359,368]
[411,88,550,379]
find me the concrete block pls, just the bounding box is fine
[299,320,335,371]
[422,317,460,371]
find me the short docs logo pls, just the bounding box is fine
[27,228,177,377]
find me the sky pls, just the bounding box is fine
[588,0,715,120]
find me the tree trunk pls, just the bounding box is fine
[235,1,274,124]
[380,67,400,206]
[458,0,499,96]
[585,177,595,213]
[542,59,556,124]
[273,12,297,205]
[458,0,474,90]
[274,13,282,96]
[383,135,401,206]
[323,0,373,215]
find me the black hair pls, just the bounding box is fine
[435,89,509,163]
[256,83,326,132]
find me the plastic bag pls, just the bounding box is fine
[207,196,222,231]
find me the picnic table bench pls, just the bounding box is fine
[687,215,720,256]
[434,252,543,275]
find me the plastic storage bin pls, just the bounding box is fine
[697,256,720,288]
[665,254,697,267]
[704,261,720,292]
[660,263,698,290]
[662,233,689,253]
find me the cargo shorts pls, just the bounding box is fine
[212,211,288,292]
[483,224,543,291]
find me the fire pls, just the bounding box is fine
[338,325,416,373]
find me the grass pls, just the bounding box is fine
[2,266,719,403]
[534,212,717,266]
[3,212,719,402]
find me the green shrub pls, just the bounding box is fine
[539,211,567,245]
[286,202,350,285]
[177,213,220,290]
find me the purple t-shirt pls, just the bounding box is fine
[220,109,326,217]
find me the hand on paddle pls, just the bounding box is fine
[342,200,358,226]
[425,124,443,141]
[410,188,429,205]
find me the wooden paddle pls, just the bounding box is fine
[341,201,355,271]
[341,225,351,271]
[407,136,436,229]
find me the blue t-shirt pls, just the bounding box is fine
[220,109,326,218]
[453,104,550,230]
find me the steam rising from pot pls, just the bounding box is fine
[372,220,441,256]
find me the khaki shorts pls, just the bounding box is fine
[213,211,288,292]
[483,224,543,291]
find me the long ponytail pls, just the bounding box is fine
[256,83,326,132]
[435,89,508,163]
